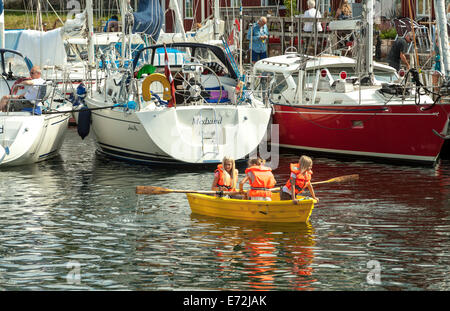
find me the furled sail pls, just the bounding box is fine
[132,0,164,40]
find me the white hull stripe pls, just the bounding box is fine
[275,143,438,163]
[276,111,440,116]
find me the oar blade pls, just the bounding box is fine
[313,174,359,185]
[329,174,359,183]
[136,186,173,195]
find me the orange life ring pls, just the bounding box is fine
[141,73,172,102]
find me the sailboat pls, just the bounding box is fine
[81,0,271,164]
[251,0,450,164]
[0,48,72,166]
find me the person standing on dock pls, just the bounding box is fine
[247,16,269,64]
[303,0,323,32]
[387,31,413,71]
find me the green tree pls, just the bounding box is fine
[284,0,299,17]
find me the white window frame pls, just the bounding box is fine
[185,0,193,19]
[318,0,331,15]
[416,0,430,17]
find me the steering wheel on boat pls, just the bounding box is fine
[172,56,223,105]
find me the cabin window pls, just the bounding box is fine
[271,73,289,95]
[253,71,273,100]
[2,52,30,78]
[185,0,193,19]
[318,0,331,16]
[373,70,397,83]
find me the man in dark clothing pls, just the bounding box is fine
[387,31,413,71]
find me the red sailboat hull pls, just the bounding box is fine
[273,103,450,163]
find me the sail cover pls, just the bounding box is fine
[132,0,164,41]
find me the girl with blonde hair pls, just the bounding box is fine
[280,155,319,203]
[211,156,238,191]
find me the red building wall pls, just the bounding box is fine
[164,0,366,33]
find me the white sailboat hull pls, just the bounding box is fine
[0,112,70,166]
[86,98,271,164]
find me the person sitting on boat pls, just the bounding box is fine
[335,0,352,20]
[247,16,269,64]
[387,31,413,71]
[303,0,323,32]
[431,35,442,98]
[0,66,46,112]
[104,15,119,32]
[280,155,319,203]
[211,156,238,192]
[239,158,276,201]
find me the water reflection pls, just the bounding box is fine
[1,128,450,290]
[188,215,317,290]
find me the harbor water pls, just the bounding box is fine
[0,127,449,291]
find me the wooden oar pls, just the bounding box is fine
[136,185,240,195]
[311,174,359,185]
[270,174,359,192]
[136,174,359,195]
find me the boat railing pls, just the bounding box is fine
[4,84,48,116]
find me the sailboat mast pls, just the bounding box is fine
[435,0,450,80]
[170,0,186,39]
[214,0,220,40]
[366,0,374,79]
[120,0,128,65]
[0,0,4,49]
[86,0,95,69]
[239,2,243,74]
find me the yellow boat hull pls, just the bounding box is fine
[186,193,315,223]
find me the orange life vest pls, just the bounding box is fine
[215,164,234,190]
[245,165,276,198]
[284,163,312,195]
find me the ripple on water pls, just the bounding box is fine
[1,129,450,290]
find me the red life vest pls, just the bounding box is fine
[284,163,312,195]
[215,164,233,190]
[245,165,276,198]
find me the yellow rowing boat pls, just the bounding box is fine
[186,192,316,223]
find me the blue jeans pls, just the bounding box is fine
[251,51,267,62]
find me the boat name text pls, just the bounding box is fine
[192,116,223,125]
[128,124,138,131]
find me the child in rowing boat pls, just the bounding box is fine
[212,156,238,192]
[239,157,276,201]
[280,155,319,203]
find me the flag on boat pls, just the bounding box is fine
[164,44,176,107]
[227,18,241,47]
